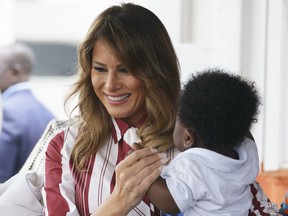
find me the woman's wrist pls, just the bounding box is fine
[90,193,131,216]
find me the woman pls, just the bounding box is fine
[43,3,179,216]
[43,3,280,216]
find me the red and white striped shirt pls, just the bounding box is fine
[43,117,178,216]
[42,117,280,216]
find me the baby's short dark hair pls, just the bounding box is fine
[178,68,261,150]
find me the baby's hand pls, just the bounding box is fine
[126,142,144,157]
[133,142,143,150]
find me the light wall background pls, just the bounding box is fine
[0,0,287,171]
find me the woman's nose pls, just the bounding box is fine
[105,71,120,90]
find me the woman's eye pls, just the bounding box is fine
[119,67,128,73]
[94,67,107,72]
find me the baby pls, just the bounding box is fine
[147,68,261,216]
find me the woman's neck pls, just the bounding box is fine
[123,113,147,128]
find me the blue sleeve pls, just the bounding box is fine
[0,110,20,182]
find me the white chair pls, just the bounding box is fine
[19,118,73,174]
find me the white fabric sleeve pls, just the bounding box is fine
[161,157,204,212]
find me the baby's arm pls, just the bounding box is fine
[146,176,180,214]
[131,143,181,214]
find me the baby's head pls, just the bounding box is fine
[173,68,261,152]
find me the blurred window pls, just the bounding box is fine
[17,41,78,76]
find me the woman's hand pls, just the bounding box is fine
[115,148,167,208]
[91,148,167,216]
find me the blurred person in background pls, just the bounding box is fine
[0,92,2,135]
[0,43,55,182]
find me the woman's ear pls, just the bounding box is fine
[183,129,195,149]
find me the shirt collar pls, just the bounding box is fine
[2,82,31,101]
[111,115,147,144]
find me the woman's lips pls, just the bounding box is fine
[106,94,131,104]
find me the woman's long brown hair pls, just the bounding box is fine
[65,3,181,170]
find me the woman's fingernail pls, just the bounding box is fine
[150,148,157,153]
[160,157,168,164]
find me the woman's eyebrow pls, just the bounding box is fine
[92,60,105,66]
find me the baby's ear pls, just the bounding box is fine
[184,129,195,149]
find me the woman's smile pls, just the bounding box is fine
[105,93,131,104]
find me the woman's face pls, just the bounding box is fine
[91,39,146,124]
